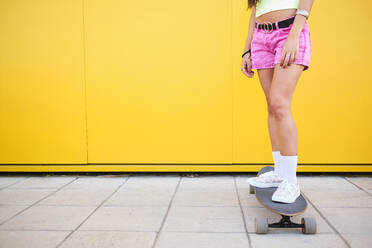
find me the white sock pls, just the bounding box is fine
[272,151,283,178]
[280,153,298,184]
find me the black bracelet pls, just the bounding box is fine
[242,49,251,58]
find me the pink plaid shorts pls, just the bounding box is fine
[250,15,311,71]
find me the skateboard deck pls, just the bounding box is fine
[255,166,307,216]
[250,166,317,234]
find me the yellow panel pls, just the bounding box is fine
[1,165,372,172]
[1,0,370,172]
[233,1,372,164]
[0,0,87,163]
[85,0,233,163]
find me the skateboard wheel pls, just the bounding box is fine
[301,217,317,234]
[255,217,268,234]
[249,185,255,194]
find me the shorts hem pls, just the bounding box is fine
[251,64,275,70]
[273,62,310,71]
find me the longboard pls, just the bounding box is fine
[249,166,317,234]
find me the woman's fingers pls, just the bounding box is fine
[241,60,249,76]
[283,52,290,68]
[280,49,286,66]
[287,51,295,66]
[290,50,296,64]
[282,50,298,68]
[242,60,251,77]
[247,58,255,76]
[241,59,254,78]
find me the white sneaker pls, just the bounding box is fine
[271,179,301,203]
[247,171,284,188]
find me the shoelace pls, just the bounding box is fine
[276,180,297,194]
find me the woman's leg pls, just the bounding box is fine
[257,68,285,177]
[269,63,304,157]
[257,68,280,151]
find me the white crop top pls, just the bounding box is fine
[255,0,300,18]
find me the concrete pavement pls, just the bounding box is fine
[0,172,371,248]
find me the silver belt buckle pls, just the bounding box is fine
[261,21,274,34]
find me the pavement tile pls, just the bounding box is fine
[6,177,76,189]
[0,189,55,205]
[0,205,95,230]
[162,206,245,232]
[154,232,249,248]
[172,188,239,207]
[123,175,179,189]
[0,205,28,224]
[178,176,235,190]
[297,176,360,191]
[342,234,372,248]
[250,233,348,248]
[37,188,115,206]
[59,231,156,248]
[63,177,125,190]
[104,187,175,206]
[0,230,69,248]
[0,177,28,189]
[79,206,167,231]
[345,177,372,190]
[303,190,372,208]
[318,207,372,234]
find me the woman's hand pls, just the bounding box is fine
[241,53,254,78]
[280,34,300,68]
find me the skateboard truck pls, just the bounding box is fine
[269,215,303,228]
[255,215,316,234]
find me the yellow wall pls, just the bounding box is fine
[1,0,371,172]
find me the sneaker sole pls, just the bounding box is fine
[271,191,301,204]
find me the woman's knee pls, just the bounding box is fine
[268,95,290,120]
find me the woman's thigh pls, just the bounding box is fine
[257,68,274,101]
[270,63,304,105]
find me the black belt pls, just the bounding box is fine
[255,16,295,31]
